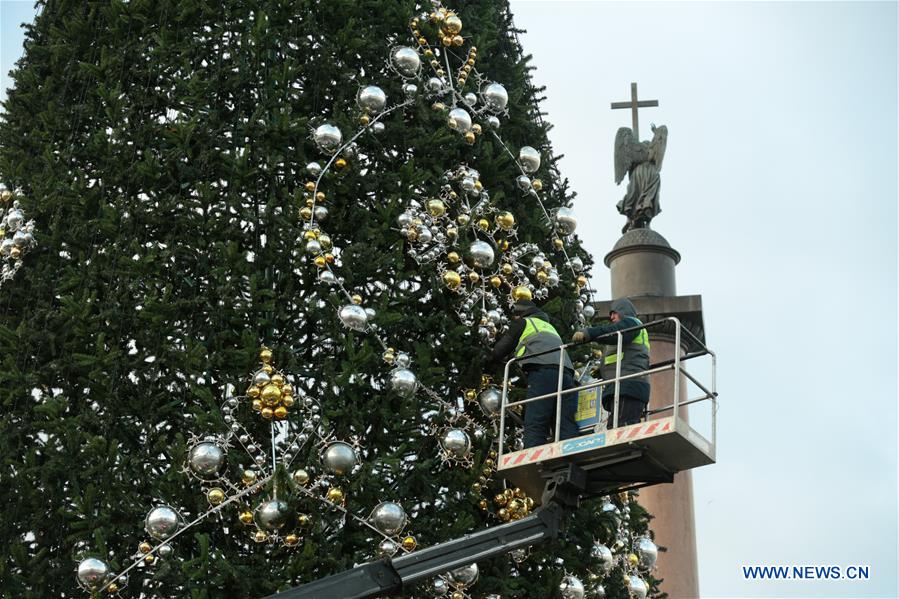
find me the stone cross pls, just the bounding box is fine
[610,82,658,140]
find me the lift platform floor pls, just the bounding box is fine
[497,416,714,502]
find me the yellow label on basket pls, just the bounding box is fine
[575,387,598,423]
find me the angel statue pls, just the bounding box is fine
[614,123,668,234]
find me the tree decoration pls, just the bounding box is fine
[0,188,36,287]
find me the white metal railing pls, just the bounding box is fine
[497,317,717,465]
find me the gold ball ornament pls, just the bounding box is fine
[628,553,640,566]
[139,542,152,554]
[499,240,510,251]
[457,213,470,226]
[282,396,295,408]
[274,406,288,420]
[299,206,313,220]
[325,253,335,264]
[477,218,490,230]
[351,294,363,305]
[498,508,510,522]
[490,275,503,288]
[207,488,226,505]
[251,399,263,412]
[501,263,514,276]
[424,49,434,58]
[358,114,370,126]
[472,482,482,493]
[239,510,254,524]
[479,499,488,510]
[297,513,312,527]
[261,384,281,405]
[314,256,327,268]
[452,35,464,47]
[443,14,463,34]
[471,123,482,135]
[242,470,257,485]
[144,555,155,565]
[262,364,274,374]
[465,389,477,401]
[446,226,458,239]
[495,211,515,230]
[304,181,316,192]
[303,229,319,241]
[318,234,332,249]
[553,238,564,250]
[432,102,445,111]
[382,349,396,364]
[292,469,310,485]
[447,251,461,264]
[271,373,285,387]
[254,530,268,543]
[284,534,300,546]
[426,198,446,217]
[577,275,588,288]
[335,157,349,169]
[443,270,462,290]
[326,487,345,503]
[512,286,533,301]
[494,493,508,506]
[402,535,417,551]
[452,592,464,599]
[259,348,273,363]
[315,191,326,202]
[536,271,549,284]
[106,582,119,593]
[531,178,543,191]
[442,36,453,47]
[464,131,476,144]
[261,407,274,420]
[468,271,480,284]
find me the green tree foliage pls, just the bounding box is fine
[0,0,661,596]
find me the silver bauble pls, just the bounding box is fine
[305,239,322,255]
[460,176,476,192]
[426,77,444,93]
[627,575,648,599]
[463,92,477,106]
[76,557,109,591]
[313,205,329,221]
[402,83,419,98]
[487,115,500,129]
[391,46,421,76]
[482,82,508,112]
[447,108,472,133]
[256,498,290,530]
[467,240,495,268]
[547,271,560,287]
[371,121,386,135]
[591,543,614,573]
[516,175,532,191]
[188,442,225,479]
[447,563,478,588]
[390,368,418,398]
[486,309,502,325]
[478,388,502,416]
[636,537,658,569]
[145,506,180,540]
[357,85,387,112]
[339,304,368,331]
[0,238,13,257]
[395,352,412,368]
[320,270,337,284]
[370,501,407,535]
[432,578,449,594]
[306,161,322,177]
[555,207,578,234]
[397,211,413,228]
[364,307,377,321]
[441,428,471,458]
[157,543,173,557]
[12,229,31,247]
[593,583,606,598]
[583,305,595,319]
[518,146,541,174]
[417,225,432,243]
[560,575,586,599]
[531,255,545,269]
[473,427,486,440]
[570,256,584,272]
[378,538,399,556]
[6,209,24,230]
[510,547,528,563]
[322,442,357,475]
[313,123,342,153]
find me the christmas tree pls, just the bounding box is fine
[0,0,661,597]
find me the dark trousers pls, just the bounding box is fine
[604,395,646,428]
[523,367,580,448]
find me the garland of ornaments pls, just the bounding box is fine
[0,186,37,288]
[75,2,640,596]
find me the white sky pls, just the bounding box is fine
[2,1,897,597]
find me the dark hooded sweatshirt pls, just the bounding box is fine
[582,298,651,404]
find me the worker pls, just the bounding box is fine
[572,298,650,428]
[489,300,580,448]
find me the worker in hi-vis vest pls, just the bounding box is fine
[572,297,650,428]
[488,300,580,448]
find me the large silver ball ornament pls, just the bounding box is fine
[482,82,508,112]
[188,442,225,479]
[371,121,385,135]
[426,77,444,93]
[370,501,407,535]
[306,161,322,177]
[627,575,648,599]
[518,146,541,174]
[441,428,471,459]
[314,206,329,221]
[447,108,472,133]
[12,229,32,247]
[76,557,109,591]
[390,368,418,398]
[339,304,369,331]
[463,92,477,106]
[320,270,337,284]
[313,123,343,153]
[157,543,173,557]
[560,575,586,599]
[569,256,584,272]
[256,498,290,530]
[636,537,658,569]
[478,388,502,416]
[487,115,500,129]
[591,542,614,573]
[467,240,495,269]
[322,442,357,475]
[447,563,479,588]
[583,305,595,319]
[397,211,413,228]
[391,46,421,77]
[555,207,578,235]
[145,506,180,540]
[357,85,387,113]
[6,209,25,230]
[516,175,532,191]
[402,83,419,98]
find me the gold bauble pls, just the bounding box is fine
[259,347,273,363]
[449,190,458,199]
[358,114,370,126]
[326,487,344,503]
[282,396,295,408]
[319,234,332,249]
[299,206,313,220]
[447,251,461,264]
[442,36,453,47]
[495,211,515,230]
[489,275,503,288]
[139,541,152,554]
[293,469,310,485]
[242,469,257,485]
[424,49,434,58]
[457,78,466,87]
[452,35,464,47]
[531,178,543,191]
[443,14,462,34]
[315,191,326,202]
[484,458,495,468]
[239,510,254,524]
[473,180,483,191]
[512,286,533,301]
[431,102,445,112]
[262,364,274,374]
[463,64,472,74]
[274,406,288,419]
[576,275,588,288]
[382,349,396,364]
[628,553,639,566]
[261,384,281,406]
[464,389,477,401]
[508,498,523,513]
[106,582,119,593]
[304,181,316,192]
[478,499,488,510]
[500,240,510,251]
[418,37,427,46]
[452,592,464,599]
[436,69,445,78]
[494,493,507,506]
[464,131,476,144]
[426,198,446,217]
[305,197,314,207]
[503,488,514,500]
[284,534,300,546]
[468,271,480,284]
[472,482,482,493]
[261,407,274,420]
[297,513,312,527]
[254,530,268,543]
[271,373,285,387]
[442,270,462,290]
[325,253,335,264]
[314,255,327,268]
[207,487,226,505]
[553,238,564,250]
[477,218,490,230]
[446,226,458,239]
[351,294,363,305]
[303,229,319,241]
[457,213,470,226]
[498,508,510,522]
[525,497,535,509]
[336,156,349,168]
[401,535,417,551]
[536,271,549,284]
[501,263,514,276]
[144,554,155,564]
[251,399,263,412]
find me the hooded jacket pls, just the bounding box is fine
[489,302,573,372]
[581,298,651,404]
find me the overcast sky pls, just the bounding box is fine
[2,1,897,597]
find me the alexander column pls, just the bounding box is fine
[596,83,705,598]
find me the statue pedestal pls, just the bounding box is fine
[597,229,703,599]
